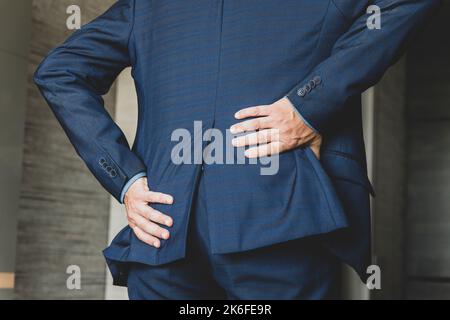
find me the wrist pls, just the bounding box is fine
[120,172,147,204]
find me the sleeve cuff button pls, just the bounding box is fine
[313,76,322,85]
[297,88,306,97]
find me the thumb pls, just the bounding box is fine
[310,135,322,160]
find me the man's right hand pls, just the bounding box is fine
[124,177,174,248]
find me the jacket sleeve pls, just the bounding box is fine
[34,0,147,203]
[286,0,440,134]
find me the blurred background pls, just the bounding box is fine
[0,0,449,300]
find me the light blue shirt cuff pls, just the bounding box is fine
[120,172,147,204]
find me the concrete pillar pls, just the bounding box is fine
[105,68,138,300]
[371,59,407,299]
[341,89,375,300]
[14,0,116,299]
[343,60,407,300]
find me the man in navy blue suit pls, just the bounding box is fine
[34,0,439,299]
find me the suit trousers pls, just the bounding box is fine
[127,169,342,300]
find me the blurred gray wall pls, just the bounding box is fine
[14,0,115,299]
[371,2,450,299]
[0,0,32,300]
[405,2,450,299]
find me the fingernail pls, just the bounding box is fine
[230,126,237,134]
[231,139,237,146]
[162,231,170,240]
[234,112,240,118]
[153,241,160,248]
[166,219,173,227]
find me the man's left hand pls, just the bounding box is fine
[230,97,322,159]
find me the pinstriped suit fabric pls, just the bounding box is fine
[34,0,439,286]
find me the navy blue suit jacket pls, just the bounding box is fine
[34,0,439,285]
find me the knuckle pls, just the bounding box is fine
[146,224,158,235]
[147,193,158,203]
[263,118,271,127]
[149,212,162,223]
[154,211,165,220]
[154,226,164,235]
[129,202,139,211]
[140,209,151,220]
[259,131,267,141]
[143,191,153,201]
[136,233,145,242]
[142,217,155,228]
[132,227,141,237]
[127,211,137,220]
[146,209,156,220]
[135,207,147,217]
